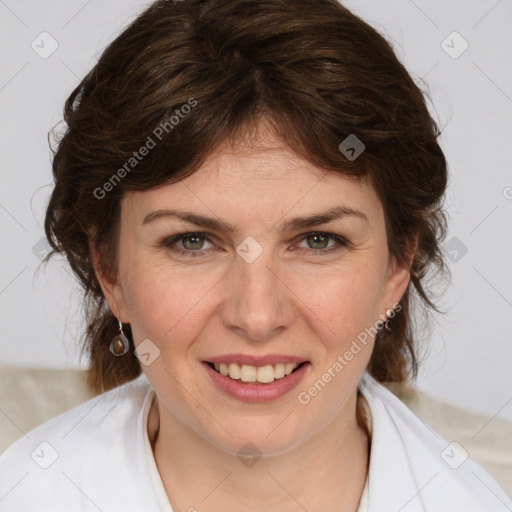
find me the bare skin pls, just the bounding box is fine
[93,121,411,511]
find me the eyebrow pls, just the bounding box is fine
[142,206,368,232]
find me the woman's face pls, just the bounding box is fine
[100,126,410,456]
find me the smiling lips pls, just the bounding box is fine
[204,355,310,401]
[205,354,309,385]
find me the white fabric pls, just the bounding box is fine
[142,390,174,512]
[0,370,510,511]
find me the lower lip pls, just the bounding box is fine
[202,362,310,403]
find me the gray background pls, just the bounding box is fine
[0,0,511,421]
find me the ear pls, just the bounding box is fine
[379,234,418,313]
[88,239,130,323]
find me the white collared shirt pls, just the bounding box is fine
[0,371,509,511]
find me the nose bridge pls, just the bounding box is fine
[222,243,291,340]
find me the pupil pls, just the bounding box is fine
[309,234,327,249]
[184,235,203,250]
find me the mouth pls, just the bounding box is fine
[202,357,311,402]
[204,360,308,385]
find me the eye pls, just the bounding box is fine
[295,232,348,255]
[161,232,215,257]
[160,231,348,258]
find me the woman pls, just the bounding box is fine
[0,0,510,510]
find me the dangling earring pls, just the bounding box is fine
[110,319,130,356]
[384,308,394,332]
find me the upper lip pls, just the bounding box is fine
[205,354,309,366]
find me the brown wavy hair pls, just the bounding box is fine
[44,0,448,395]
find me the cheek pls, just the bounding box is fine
[119,243,387,353]
[119,257,217,346]
[307,262,385,339]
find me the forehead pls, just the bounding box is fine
[121,128,383,228]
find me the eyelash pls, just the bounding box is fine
[161,231,348,258]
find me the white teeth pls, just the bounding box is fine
[284,363,298,376]
[228,362,240,379]
[256,364,275,383]
[240,365,257,382]
[212,361,302,383]
[274,363,285,379]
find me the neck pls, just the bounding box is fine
[149,392,370,512]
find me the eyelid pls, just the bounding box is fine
[161,232,216,252]
[293,232,350,257]
[161,231,350,258]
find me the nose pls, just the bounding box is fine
[220,249,295,342]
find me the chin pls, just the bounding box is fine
[201,417,305,459]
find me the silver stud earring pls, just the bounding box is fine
[109,319,130,356]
